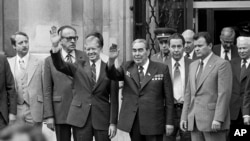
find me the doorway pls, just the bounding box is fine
[193,1,250,45]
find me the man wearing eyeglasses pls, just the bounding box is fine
[151,28,176,63]
[212,27,239,60]
[43,25,89,141]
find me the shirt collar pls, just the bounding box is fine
[138,59,150,72]
[61,49,76,59]
[90,58,101,66]
[171,56,184,69]
[201,52,213,67]
[242,57,250,67]
[16,52,30,63]
[221,45,231,53]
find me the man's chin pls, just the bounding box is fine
[134,60,142,65]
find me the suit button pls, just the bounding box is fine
[89,104,92,106]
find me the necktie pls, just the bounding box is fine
[196,61,204,87]
[224,50,229,60]
[185,53,190,58]
[138,66,144,85]
[66,53,73,63]
[91,62,96,86]
[240,59,247,80]
[163,53,169,62]
[19,59,25,70]
[173,62,182,101]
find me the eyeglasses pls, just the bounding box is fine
[62,36,79,42]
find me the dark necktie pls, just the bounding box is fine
[174,62,182,101]
[196,60,204,87]
[240,59,247,80]
[66,53,73,63]
[185,53,190,58]
[224,49,229,60]
[91,62,96,86]
[138,66,144,85]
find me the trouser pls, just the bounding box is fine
[129,111,163,141]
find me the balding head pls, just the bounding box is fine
[220,27,235,50]
[236,36,250,59]
[220,27,235,39]
[182,29,195,54]
[182,29,195,38]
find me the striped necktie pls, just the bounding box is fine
[91,62,96,86]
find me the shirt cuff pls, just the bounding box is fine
[243,115,250,118]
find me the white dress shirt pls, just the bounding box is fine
[61,49,76,63]
[138,59,150,75]
[220,45,231,60]
[242,58,250,68]
[184,50,194,60]
[16,53,30,70]
[171,57,185,103]
[196,52,213,77]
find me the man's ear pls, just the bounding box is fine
[208,43,213,49]
[12,45,16,50]
[147,49,150,57]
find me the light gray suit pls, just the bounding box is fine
[181,54,232,141]
[8,54,44,124]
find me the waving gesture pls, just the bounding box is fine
[50,26,61,52]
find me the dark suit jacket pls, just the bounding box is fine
[181,54,232,131]
[230,58,250,120]
[107,60,174,135]
[0,54,16,123]
[50,51,119,130]
[212,44,239,60]
[44,50,87,124]
[243,63,250,116]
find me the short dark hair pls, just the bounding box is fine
[58,25,77,35]
[132,39,149,50]
[10,32,29,46]
[193,32,213,45]
[167,33,185,46]
[85,32,104,48]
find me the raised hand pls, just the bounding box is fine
[50,26,61,48]
[109,44,119,60]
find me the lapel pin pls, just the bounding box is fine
[147,73,151,76]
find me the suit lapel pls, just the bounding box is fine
[190,60,199,93]
[166,59,172,77]
[92,61,106,92]
[8,57,16,75]
[196,54,216,90]
[83,61,93,86]
[128,64,140,88]
[27,55,39,85]
[75,50,87,62]
[140,61,157,90]
[233,58,241,82]
[184,58,190,86]
[241,62,250,82]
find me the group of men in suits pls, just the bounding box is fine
[48,27,119,141]
[1,24,250,141]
